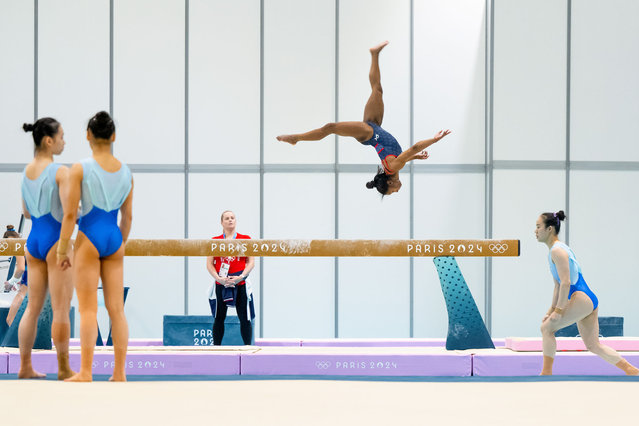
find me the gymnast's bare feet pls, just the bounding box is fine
[108,372,127,382]
[616,359,639,375]
[370,40,389,55]
[18,367,46,379]
[57,367,76,381]
[65,371,93,382]
[276,135,299,145]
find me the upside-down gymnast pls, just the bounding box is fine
[277,41,451,195]
[58,111,133,382]
[536,211,638,375]
[19,118,75,379]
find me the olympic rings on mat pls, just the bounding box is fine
[315,361,331,369]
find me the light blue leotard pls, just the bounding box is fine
[21,163,63,260]
[548,241,598,310]
[78,158,132,258]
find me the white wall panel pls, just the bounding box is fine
[189,0,260,165]
[124,173,185,337]
[492,170,565,337]
[571,0,639,161]
[570,171,639,336]
[338,173,410,337]
[39,0,109,164]
[413,173,485,337]
[493,0,567,161]
[187,173,260,317]
[0,1,34,163]
[337,0,410,164]
[414,0,485,164]
[113,0,184,164]
[262,173,335,337]
[263,0,335,164]
[0,173,30,240]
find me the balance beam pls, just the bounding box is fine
[0,239,519,257]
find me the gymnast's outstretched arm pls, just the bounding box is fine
[389,129,451,171]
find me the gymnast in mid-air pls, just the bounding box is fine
[277,41,451,196]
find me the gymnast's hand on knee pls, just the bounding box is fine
[548,312,562,323]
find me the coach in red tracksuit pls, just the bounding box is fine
[206,210,254,345]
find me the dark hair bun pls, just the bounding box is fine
[555,210,566,221]
[88,111,115,139]
[366,181,375,189]
[95,111,111,122]
[6,225,15,231]
[23,123,34,132]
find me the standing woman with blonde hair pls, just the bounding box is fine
[19,118,75,379]
[536,210,638,375]
[58,111,133,382]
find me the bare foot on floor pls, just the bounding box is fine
[276,135,298,145]
[370,40,389,55]
[18,368,46,379]
[57,368,76,381]
[625,365,639,376]
[109,373,126,382]
[65,372,93,382]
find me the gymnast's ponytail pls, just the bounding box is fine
[541,210,566,234]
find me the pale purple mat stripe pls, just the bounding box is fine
[473,352,639,376]
[7,352,240,375]
[1,353,7,374]
[505,337,639,352]
[259,338,505,347]
[240,352,472,376]
[65,338,164,347]
[255,339,302,347]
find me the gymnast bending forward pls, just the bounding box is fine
[277,41,450,195]
[536,211,638,375]
[58,111,133,382]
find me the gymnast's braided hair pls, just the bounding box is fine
[541,210,566,234]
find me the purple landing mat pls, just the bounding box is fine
[1,353,7,374]
[65,338,164,347]
[255,338,302,347]
[473,351,639,376]
[299,338,505,347]
[7,351,240,375]
[240,351,472,376]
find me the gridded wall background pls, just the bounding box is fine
[1,0,638,338]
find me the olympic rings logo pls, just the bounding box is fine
[315,361,331,369]
[0,242,8,253]
[489,243,508,254]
